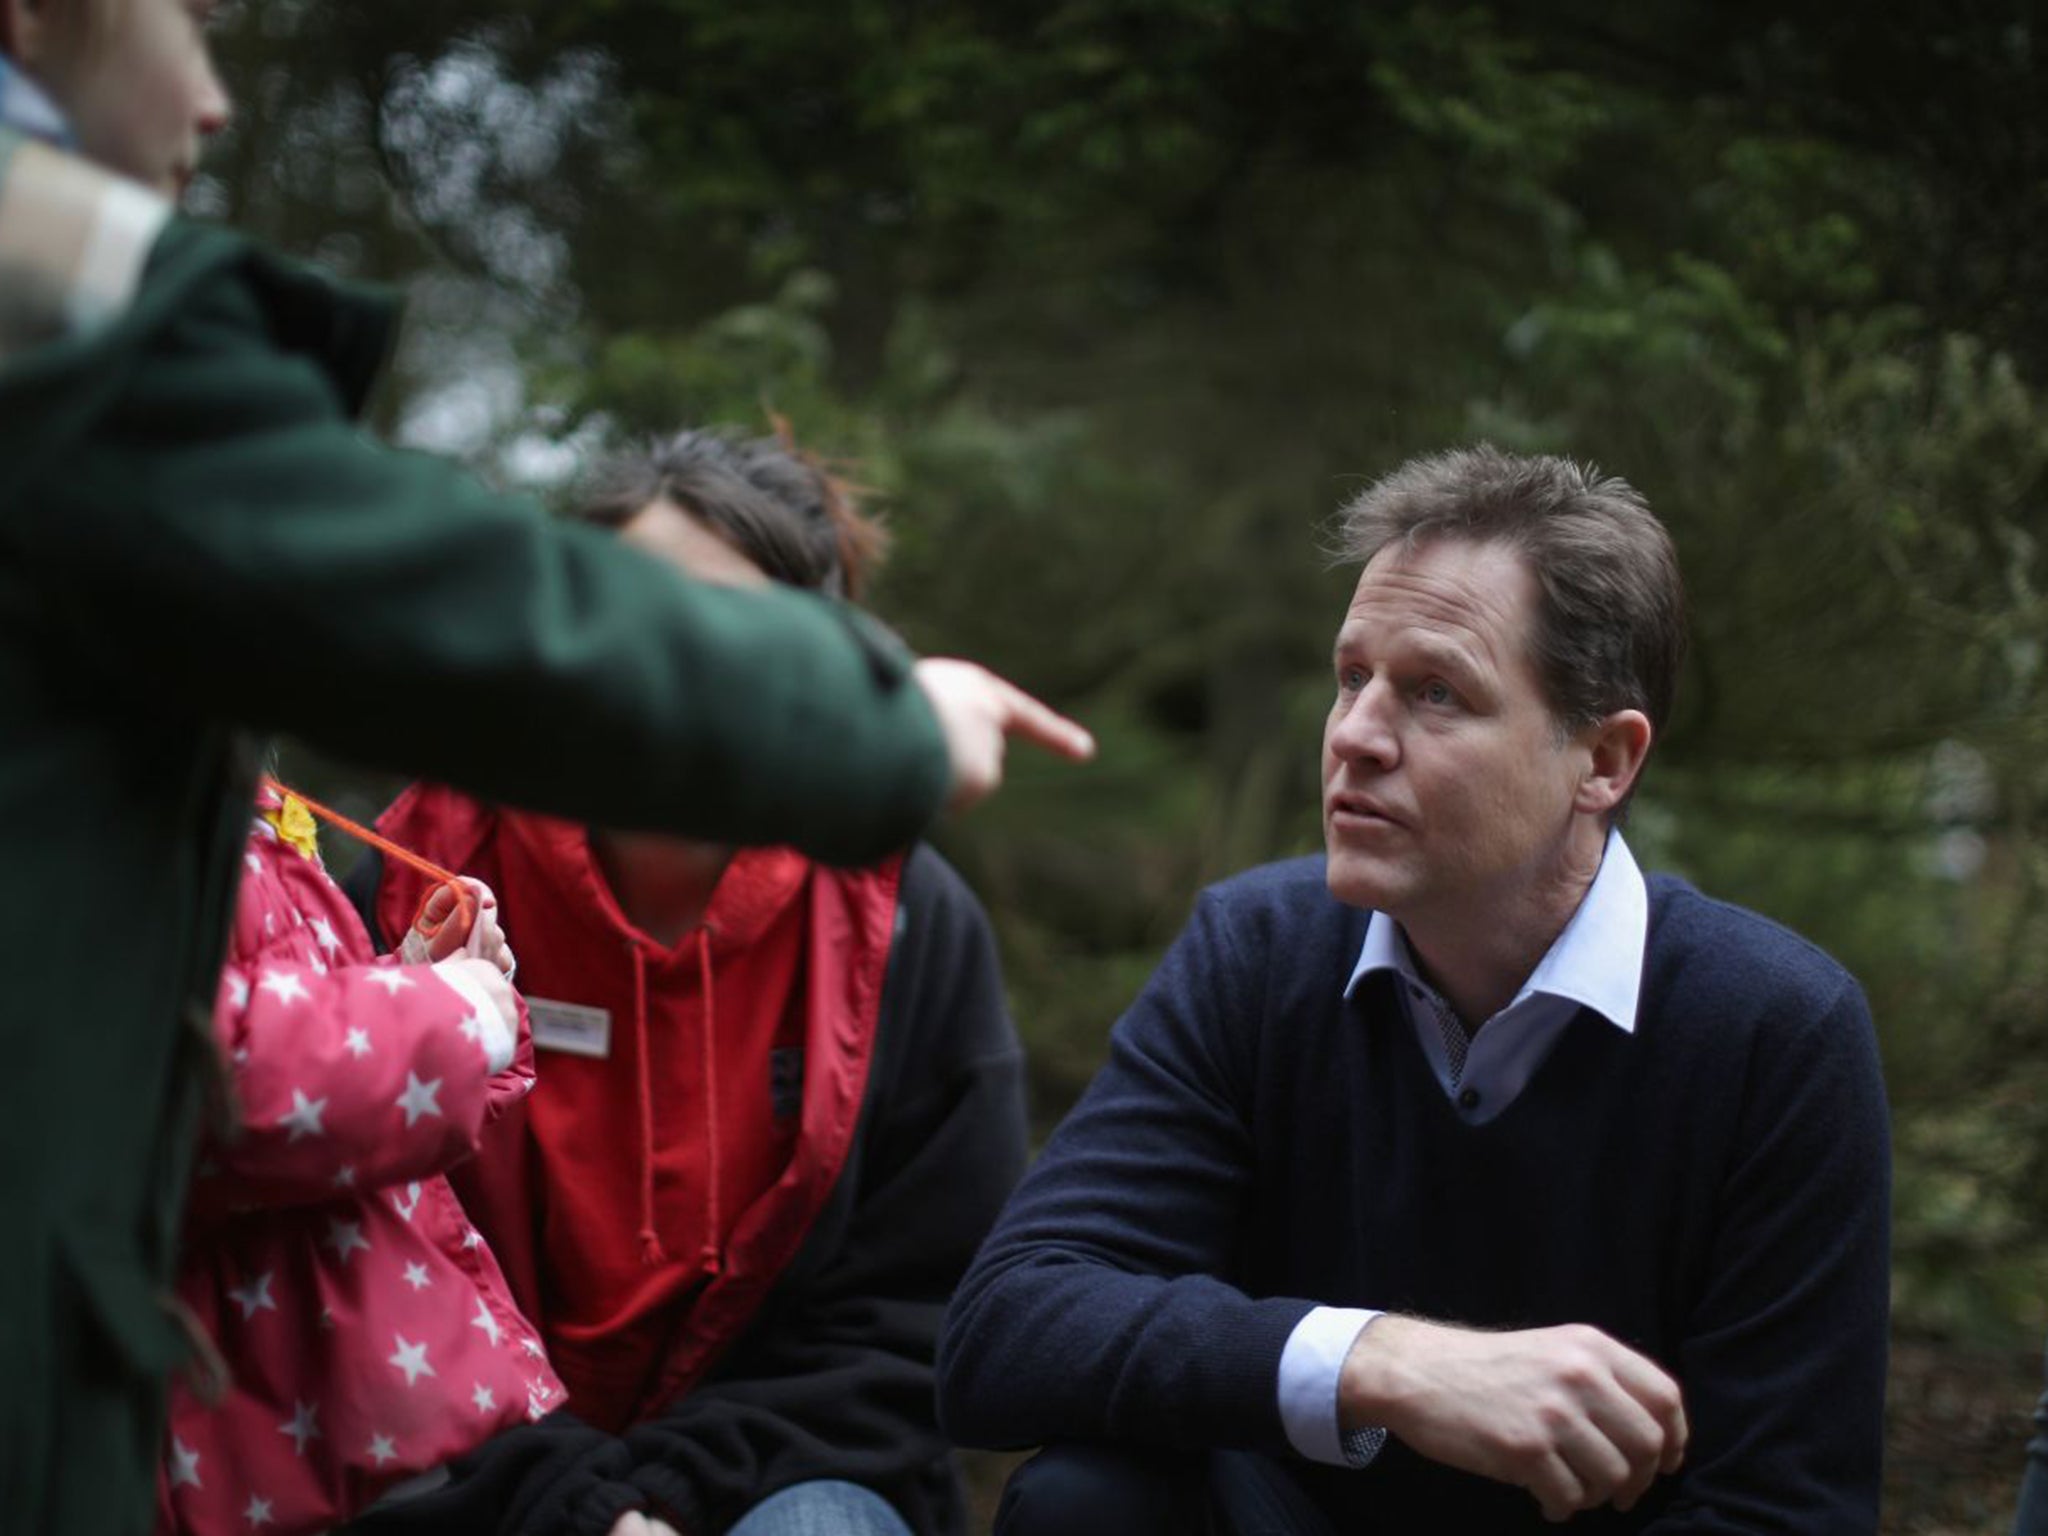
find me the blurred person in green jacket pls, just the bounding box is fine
[0,4,1092,1534]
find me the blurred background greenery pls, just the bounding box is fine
[212,2,2047,1526]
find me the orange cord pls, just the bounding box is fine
[259,775,475,944]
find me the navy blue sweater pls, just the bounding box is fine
[939,857,1890,1533]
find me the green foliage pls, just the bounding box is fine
[213,0,2048,1349]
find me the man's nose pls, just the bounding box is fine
[1329,681,1399,768]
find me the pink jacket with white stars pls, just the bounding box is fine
[155,789,565,1536]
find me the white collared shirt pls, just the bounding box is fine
[1276,832,1649,1466]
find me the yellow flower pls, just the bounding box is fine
[267,792,322,863]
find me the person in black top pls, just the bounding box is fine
[940,446,1890,1535]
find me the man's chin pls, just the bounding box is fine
[1324,849,1398,913]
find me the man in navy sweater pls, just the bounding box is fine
[939,446,1890,1533]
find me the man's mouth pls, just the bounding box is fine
[1327,793,1401,829]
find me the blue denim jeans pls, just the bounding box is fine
[727,1480,915,1536]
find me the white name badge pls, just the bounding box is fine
[526,997,612,1059]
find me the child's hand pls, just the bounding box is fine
[431,957,519,1074]
[400,878,517,979]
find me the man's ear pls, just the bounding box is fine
[1574,709,1653,819]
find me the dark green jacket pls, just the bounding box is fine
[0,138,947,1536]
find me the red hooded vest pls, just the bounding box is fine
[371,784,902,1432]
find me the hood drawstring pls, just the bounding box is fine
[696,927,724,1278]
[632,929,726,1277]
[632,943,667,1267]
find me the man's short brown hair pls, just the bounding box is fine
[1335,444,1686,741]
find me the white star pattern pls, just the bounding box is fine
[309,956,328,976]
[310,916,343,957]
[366,1433,398,1467]
[401,1261,432,1291]
[332,1164,356,1189]
[323,1218,370,1265]
[391,1182,423,1222]
[243,1493,274,1529]
[471,1383,496,1413]
[364,967,414,996]
[227,1271,276,1321]
[278,1400,320,1457]
[343,1027,372,1059]
[278,1089,327,1142]
[471,1298,502,1348]
[258,969,309,1007]
[318,1306,336,1332]
[521,1337,545,1359]
[389,1335,435,1387]
[227,973,250,1011]
[245,851,264,875]
[169,1437,202,1489]
[394,1072,443,1127]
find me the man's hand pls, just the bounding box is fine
[913,658,1095,813]
[1338,1315,1687,1522]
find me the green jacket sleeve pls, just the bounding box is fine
[1,225,948,866]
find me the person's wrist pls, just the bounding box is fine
[1337,1312,1422,1434]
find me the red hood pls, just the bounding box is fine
[500,811,810,963]
[374,782,809,960]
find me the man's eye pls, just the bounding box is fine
[1339,667,1368,692]
[1420,680,1455,706]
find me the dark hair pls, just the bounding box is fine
[572,421,886,600]
[1335,445,1686,746]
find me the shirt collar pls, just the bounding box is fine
[0,56,75,148]
[1344,830,1648,1034]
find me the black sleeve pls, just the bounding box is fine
[936,886,1315,1456]
[338,1410,644,1536]
[622,847,1029,1536]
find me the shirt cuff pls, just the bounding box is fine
[1277,1305,1385,1467]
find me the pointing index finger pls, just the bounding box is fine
[997,679,1096,762]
